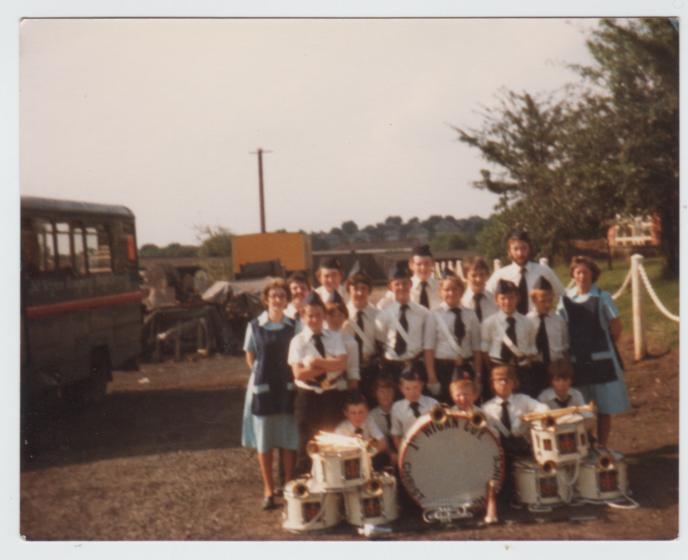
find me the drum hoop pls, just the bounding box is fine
[399,410,506,508]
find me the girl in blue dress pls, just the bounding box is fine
[558,256,630,448]
[241,279,298,510]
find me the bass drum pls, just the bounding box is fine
[398,406,504,513]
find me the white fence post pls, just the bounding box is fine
[493,258,502,271]
[434,262,442,276]
[630,254,647,361]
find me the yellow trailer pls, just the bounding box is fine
[232,232,312,278]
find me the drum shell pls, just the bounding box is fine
[513,459,569,507]
[530,414,589,466]
[343,472,399,527]
[576,451,628,501]
[282,478,342,532]
[310,447,373,491]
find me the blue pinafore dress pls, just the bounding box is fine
[241,315,299,452]
[559,286,630,415]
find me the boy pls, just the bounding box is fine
[424,272,483,404]
[344,271,380,404]
[527,276,569,397]
[485,230,565,314]
[461,257,498,323]
[285,272,311,327]
[335,392,390,469]
[482,365,549,505]
[315,257,347,304]
[481,279,538,397]
[324,291,360,391]
[288,291,348,474]
[390,369,439,450]
[375,261,432,389]
[368,375,398,465]
[378,244,440,310]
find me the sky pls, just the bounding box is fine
[20,18,600,246]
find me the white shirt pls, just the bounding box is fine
[337,329,360,381]
[287,326,347,393]
[343,302,378,359]
[485,261,565,313]
[375,300,430,360]
[377,275,441,311]
[335,417,385,441]
[369,406,394,439]
[537,387,588,411]
[482,393,550,437]
[284,303,301,321]
[480,310,537,361]
[315,285,348,304]
[526,310,569,362]
[424,303,481,360]
[390,395,439,438]
[461,287,498,323]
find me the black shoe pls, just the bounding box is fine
[262,496,276,510]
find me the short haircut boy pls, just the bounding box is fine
[547,358,575,381]
[439,273,465,292]
[325,300,349,319]
[449,378,476,395]
[345,271,373,291]
[466,257,490,275]
[490,364,518,388]
[287,272,311,289]
[343,391,369,410]
[400,369,424,384]
[372,374,396,393]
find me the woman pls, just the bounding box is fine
[558,256,630,447]
[241,279,298,510]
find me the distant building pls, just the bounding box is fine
[607,214,661,248]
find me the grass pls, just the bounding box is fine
[551,256,680,351]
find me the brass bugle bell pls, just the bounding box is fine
[597,454,615,470]
[471,410,487,430]
[363,478,384,497]
[306,441,319,456]
[430,404,447,425]
[542,460,557,475]
[544,415,557,428]
[293,481,309,498]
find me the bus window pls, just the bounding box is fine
[85,226,112,273]
[56,222,73,272]
[73,225,87,275]
[34,220,56,272]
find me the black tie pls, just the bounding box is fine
[410,401,421,418]
[536,313,551,365]
[383,413,391,432]
[473,292,483,322]
[394,304,409,357]
[313,333,326,358]
[354,427,364,436]
[555,396,571,408]
[517,266,529,314]
[449,308,465,343]
[500,317,518,363]
[501,400,512,433]
[355,310,365,363]
[420,281,430,308]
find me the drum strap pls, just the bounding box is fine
[501,333,526,359]
[391,312,413,348]
[348,317,368,345]
[436,313,466,358]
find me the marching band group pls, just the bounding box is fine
[241,230,630,521]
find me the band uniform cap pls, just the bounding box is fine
[412,244,433,258]
[495,279,519,295]
[303,291,325,307]
[388,260,411,281]
[320,257,343,271]
[532,275,553,291]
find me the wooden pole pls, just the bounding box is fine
[630,253,647,361]
[257,148,266,233]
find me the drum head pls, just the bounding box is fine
[399,410,504,510]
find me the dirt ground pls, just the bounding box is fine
[20,335,678,541]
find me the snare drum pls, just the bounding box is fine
[399,406,504,515]
[282,477,342,532]
[308,441,373,491]
[530,413,589,466]
[343,471,399,527]
[576,450,629,502]
[513,458,574,508]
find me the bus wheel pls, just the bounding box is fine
[65,353,110,407]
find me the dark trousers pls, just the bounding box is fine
[434,359,475,405]
[359,362,381,408]
[499,435,532,501]
[294,388,344,476]
[529,361,549,398]
[381,357,426,398]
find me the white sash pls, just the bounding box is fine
[435,311,465,358]
[501,332,526,359]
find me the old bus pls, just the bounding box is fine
[20,196,143,405]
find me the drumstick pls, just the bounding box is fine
[521,402,596,424]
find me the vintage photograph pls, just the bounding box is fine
[18,17,679,542]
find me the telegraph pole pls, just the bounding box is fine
[250,148,272,233]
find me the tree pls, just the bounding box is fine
[341,220,359,235]
[139,243,162,257]
[384,216,403,227]
[195,225,232,258]
[574,18,679,276]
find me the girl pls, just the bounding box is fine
[558,256,630,448]
[241,279,298,510]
